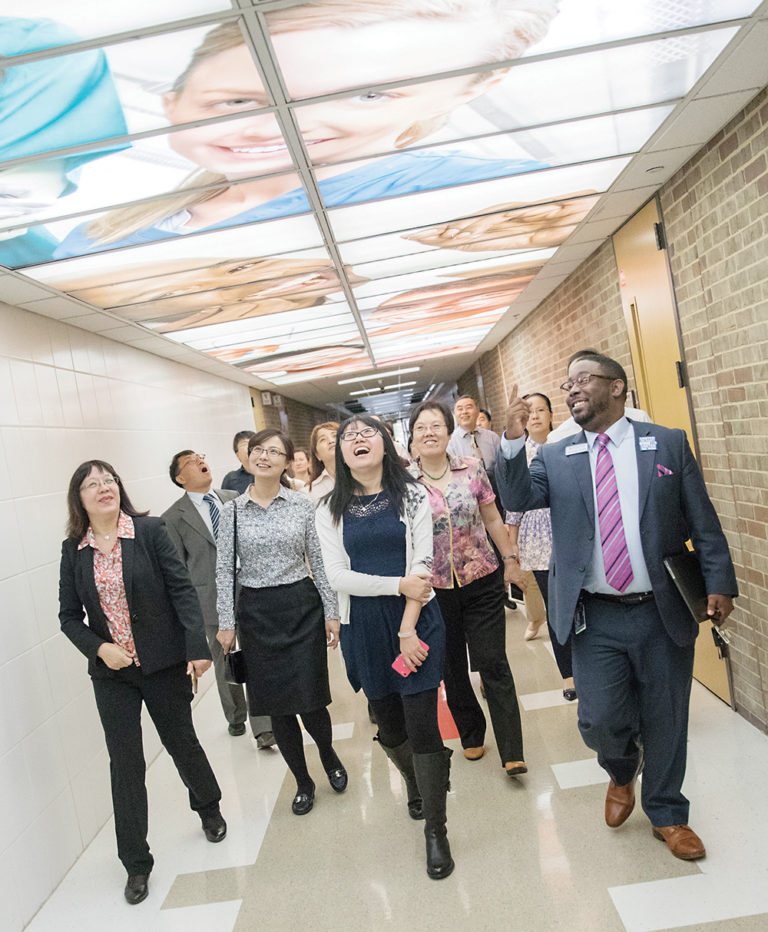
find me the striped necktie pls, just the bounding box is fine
[595,433,633,592]
[203,493,220,540]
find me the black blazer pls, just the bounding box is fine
[59,515,210,678]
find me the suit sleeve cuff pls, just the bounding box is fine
[500,433,526,459]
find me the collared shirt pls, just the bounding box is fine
[186,488,223,539]
[581,417,652,594]
[221,465,253,495]
[446,425,501,475]
[546,406,652,444]
[414,456,498,588]
[78,511,139,664]
[501,418,652,593]
[308,469,335,503]
[216,486,338,628]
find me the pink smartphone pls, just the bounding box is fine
[392,639,430,677]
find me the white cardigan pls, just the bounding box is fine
[314,484,435,624]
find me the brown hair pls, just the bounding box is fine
[66,460,148,541]
[248,430,295,487]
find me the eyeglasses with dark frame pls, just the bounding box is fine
[340,427,378,442]
[559,374,617,393]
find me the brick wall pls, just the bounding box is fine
[659,86,768,729]
[249,389,330,449]
[460,85,768,729]
[473,239,636,434]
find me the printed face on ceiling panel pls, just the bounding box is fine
[2,0,759,391]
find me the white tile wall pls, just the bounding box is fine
[0,300,254,928]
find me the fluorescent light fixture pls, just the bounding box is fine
[349,388,380,396]
[338,367,420,384]
[382,381,417,390]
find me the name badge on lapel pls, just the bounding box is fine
[565,443,588,456]
[638,436,658,451]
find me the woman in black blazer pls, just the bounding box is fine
[59,460,226,906]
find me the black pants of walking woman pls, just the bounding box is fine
[92,662,221,876]
[270,708,341,792]
[435,569,524,764]
[532,569,573,679]
[368,688,443,753]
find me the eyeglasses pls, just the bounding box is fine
[179,453,206,470]
[559,374,617,393]
[80,476,117,492]
[412,422,446,435]
[251,446,287,460]
[340,427,378,442]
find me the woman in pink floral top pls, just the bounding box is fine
[409,401,526,777]
[59,460,225,906]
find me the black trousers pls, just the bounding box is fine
[532,569,574,679]
[92,662,221,876]
[434,570,524,763]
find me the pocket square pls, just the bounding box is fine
[657,464,674,476]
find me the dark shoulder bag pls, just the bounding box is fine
[224,504,248,685]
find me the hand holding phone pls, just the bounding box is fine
[392,639,429,677]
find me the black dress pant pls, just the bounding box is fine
[92,662,221,876]
[435,569,524,763]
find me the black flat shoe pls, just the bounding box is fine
[292,781,316,815]
[201,811,227,843]
[327,766,348,793]
[562,688,577,701]
[124,874,149,905]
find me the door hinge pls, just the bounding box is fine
[654,221,667,250]
[675,360,686,388]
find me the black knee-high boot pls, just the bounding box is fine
[376,736,424,820]
[412,748,454,879]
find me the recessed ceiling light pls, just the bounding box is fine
[338,367,420,384]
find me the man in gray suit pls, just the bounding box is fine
[495,353,737,861]
[163,450,274,747]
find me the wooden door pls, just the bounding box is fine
[612,198,731,704]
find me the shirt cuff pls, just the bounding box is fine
[500,433,526,459]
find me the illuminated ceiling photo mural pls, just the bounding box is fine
[1,0,762,409]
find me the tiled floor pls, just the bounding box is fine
[28,608,768,931]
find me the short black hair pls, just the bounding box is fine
[169,449,195,488]
[570,354,628,399]
[232,430,256,453]
[478,408,492,424]
[567,347,600,367]
[408,400,454,437]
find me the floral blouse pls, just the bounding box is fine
[415,456,498,588]
[505,437,553,572]
[78,510,139,664]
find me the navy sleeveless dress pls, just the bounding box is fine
[339,493,445,701]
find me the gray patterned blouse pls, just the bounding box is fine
[215,487,338,629]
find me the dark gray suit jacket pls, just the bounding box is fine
[162,489,238,628]
[495,420,738,647]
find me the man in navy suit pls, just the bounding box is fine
[495,353,737,860]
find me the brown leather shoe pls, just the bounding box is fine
[604,751,643,827]
[652,824,706,860]
[504,761,527,776]
[463,746,485,761]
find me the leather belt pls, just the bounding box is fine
[582,590,654,606]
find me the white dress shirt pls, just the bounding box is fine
[186,489,223,539]
[501,417,652,594]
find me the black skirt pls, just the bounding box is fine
[236,577,331,716]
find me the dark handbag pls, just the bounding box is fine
[223,504,247,685]
[224,646,247,684]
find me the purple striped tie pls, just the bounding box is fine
[595,433,634,592]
